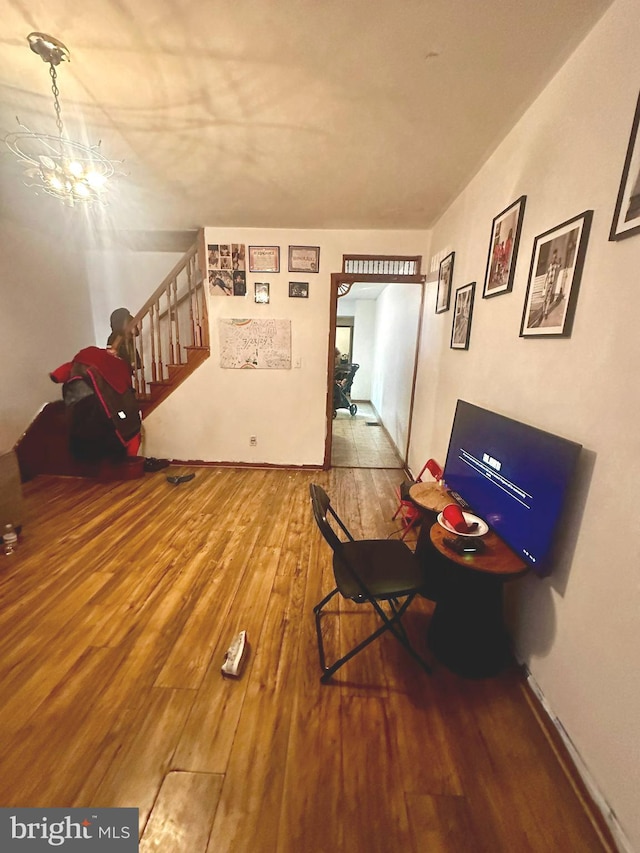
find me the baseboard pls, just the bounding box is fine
[520,666,630,852]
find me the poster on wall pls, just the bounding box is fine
[450,282,475,350]
[609,90,640,241]
[218,318,291,369]
[208,243,246,296]
[520,210,592,338]
[483,196,527,298]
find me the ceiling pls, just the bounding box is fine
[0,0,613,240]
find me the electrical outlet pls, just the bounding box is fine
[250,436,257,446]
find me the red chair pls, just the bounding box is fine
[392,458,443,540]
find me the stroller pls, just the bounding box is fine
[333,363,359,417]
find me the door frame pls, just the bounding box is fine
[323,271,426,469]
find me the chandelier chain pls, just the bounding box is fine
[49,64,64,139]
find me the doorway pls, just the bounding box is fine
[325,273,425,469]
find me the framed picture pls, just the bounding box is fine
[289,281,309,298]
[483,196,527,298]
[254,282,270,304]
[610,90,640,241]
[450,282,476,350]
[436,251,455,314]
[520,210,593,338]
[288,245,320,273]
[249,246,280,273]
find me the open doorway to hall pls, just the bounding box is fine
[327,270,425,470]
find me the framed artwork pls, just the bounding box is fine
[289,281,309,298]
[436,251,455,314]
[254,282,270,304]
[249,246,280,273]
[520,210,593,338]
[450,282,476,350]
[610,90,640,241]
[288,245,320,273]
[483,195,527,298]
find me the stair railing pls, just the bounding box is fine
[112,232,208,402]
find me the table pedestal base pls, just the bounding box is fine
[427,565,512,678]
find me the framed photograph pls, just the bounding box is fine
[209,269,233,296]
[520,210,593,338]
[450,282,476,350]
[436,251,455,314]
[249,246,280,273]
[289,281,309,298]
[288,245,320,273]
[483,195,527,298]
[610,90,640,241]
[232,270,246,296]
[254,282,270,304]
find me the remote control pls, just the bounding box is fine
[447,490,470,508]
[221,630,247,677]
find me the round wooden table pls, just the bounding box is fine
[422,518,528,678]
[408,481,452,515]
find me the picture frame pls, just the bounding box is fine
[249,246,280,273]
[254,282,270,304]
[610,90,640,241]
[289,281,309,298]
[450,282,476,350]
[483,195,527,298]
[288,245,320,273]
[436,251,455,314]
[520,210,593,338]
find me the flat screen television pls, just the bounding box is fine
[442,400,582,575]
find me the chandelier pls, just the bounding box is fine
[5,33,117,206]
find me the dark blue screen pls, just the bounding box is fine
[443,401,582,573]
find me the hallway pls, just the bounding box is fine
[331,401,403,468]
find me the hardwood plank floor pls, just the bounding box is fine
[0,467,613,852]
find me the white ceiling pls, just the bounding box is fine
[0,0,613,240]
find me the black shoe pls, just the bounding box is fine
[166,473,196,485]
[144,457,170,472]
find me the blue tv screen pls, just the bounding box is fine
[443,401,582,574]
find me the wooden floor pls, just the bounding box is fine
[0,467,612,852]
[331,401,404,468]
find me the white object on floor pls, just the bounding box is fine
[221,630,247,677]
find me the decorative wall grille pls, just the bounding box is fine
[342,255,421,276]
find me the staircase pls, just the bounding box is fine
[15,230,210,481]
[127,230,210,417]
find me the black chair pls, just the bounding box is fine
[309,483,432,683]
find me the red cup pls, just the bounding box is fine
[443,503,470,533]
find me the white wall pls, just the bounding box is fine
[0,215,94,452]
[371,284,422,458]
[143,228,428,465]
[409,0,639,846]
[351,300,376,400]
[85,249,183,347]
[338,297,376,400]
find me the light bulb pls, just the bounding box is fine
[73,182,91,197]
[85,171,107,189]
[67,160,84,177]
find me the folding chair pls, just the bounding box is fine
[392,458,443,540]
[309,483,432,683]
